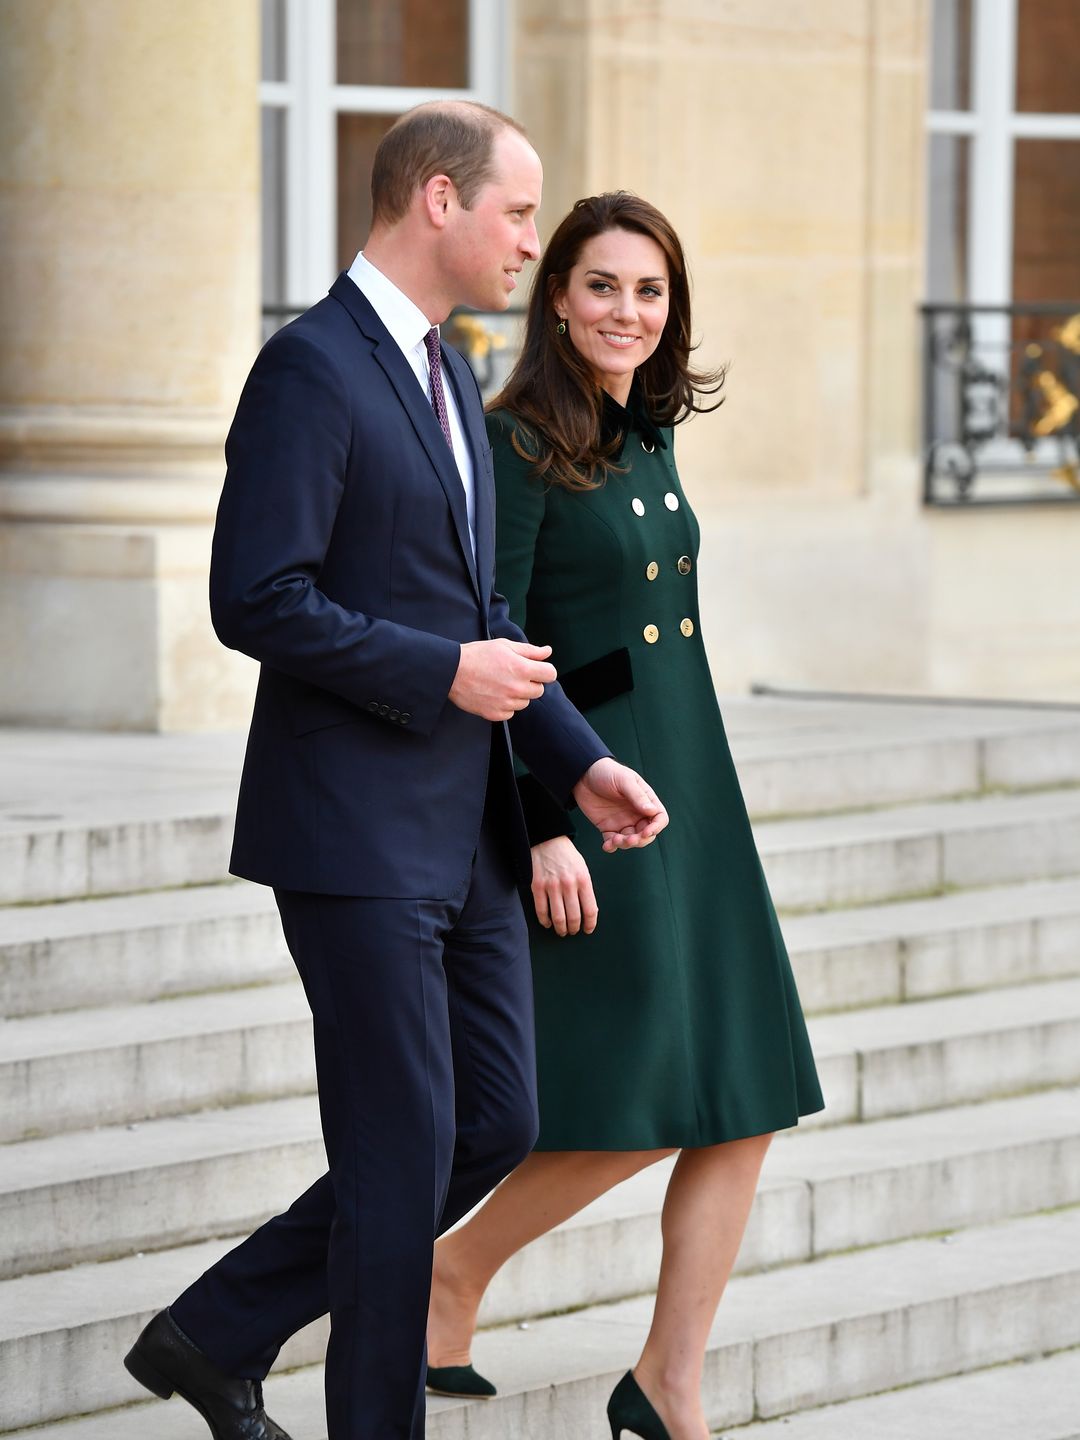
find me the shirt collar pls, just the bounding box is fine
[599,379,668,457]
[346,251,434,359]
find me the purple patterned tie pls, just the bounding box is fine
[423,328,454,452]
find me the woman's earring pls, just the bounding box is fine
[556,320,567,336]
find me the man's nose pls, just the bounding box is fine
[521,219,541,261]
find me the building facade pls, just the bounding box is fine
[2,0,1077,729]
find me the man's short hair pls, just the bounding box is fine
[370,101,528,227]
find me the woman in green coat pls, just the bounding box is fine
[427,193,824,1440]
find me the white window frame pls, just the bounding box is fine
[260,0,512,308]
[928,0,1080,308]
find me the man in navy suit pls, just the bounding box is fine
[124,102,667,1439]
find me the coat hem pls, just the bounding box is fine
[532,1096,827,1152]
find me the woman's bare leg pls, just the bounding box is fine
[428,1147,675,1367]
[632,1132,774,1440]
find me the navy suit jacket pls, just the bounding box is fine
[210,273,608,898]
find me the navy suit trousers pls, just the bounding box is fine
[170,792,538,1439]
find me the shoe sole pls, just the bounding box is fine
[425,1385,495,1399]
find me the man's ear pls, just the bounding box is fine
[422,173,455,228]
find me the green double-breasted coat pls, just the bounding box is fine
[491,398,825,1150]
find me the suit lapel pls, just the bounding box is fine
[329,274,481,603]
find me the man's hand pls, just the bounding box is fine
[531,836,598,937]
[449,639,557,722]
[573,757,668,853]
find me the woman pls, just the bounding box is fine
[426,193,825,1440]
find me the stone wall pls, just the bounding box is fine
[516,1,1080,703]
[1,0,1075,727]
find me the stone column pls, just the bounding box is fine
[0,0,259,729]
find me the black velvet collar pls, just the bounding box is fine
[599,380,668,458]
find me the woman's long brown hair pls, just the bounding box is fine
[489,191,725,491]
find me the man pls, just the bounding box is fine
[123,102,667,1439]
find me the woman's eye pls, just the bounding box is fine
[641,286,662,298]
[589,281,612,293]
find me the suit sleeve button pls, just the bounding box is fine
[378,704,390,716]
[400,713,411,725]
[366,701,379,713]
[388,708,400,721]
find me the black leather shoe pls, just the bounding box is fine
[124,1309,293,1440]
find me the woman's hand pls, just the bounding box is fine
[530,836,598,937]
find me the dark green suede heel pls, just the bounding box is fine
[426,1363,497,1398]
[607,1370,669,1440]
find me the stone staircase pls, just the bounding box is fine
[2,699,1080,1438]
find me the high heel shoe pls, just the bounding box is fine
[607,1369,669,1440]
[425,1362,497,1398]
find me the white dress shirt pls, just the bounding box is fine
[347,251,476,559]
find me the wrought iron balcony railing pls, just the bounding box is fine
[921,302,1080,507]
[262,304,524,402]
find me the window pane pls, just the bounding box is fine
[1013,139,1080,302]
[926,133,970,301]
[930,0,972,111]
[337,0,469,88]
[261,0,287,83]
[338,113,401,269]
[1017,0,1080,114]
[261,107,288,307]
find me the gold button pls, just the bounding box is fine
[641,438,655,454]
[680,618,694,637]
[677,555,692,575]
[645,561,659,581]
[631,497,646,516]
[643,624,659,644]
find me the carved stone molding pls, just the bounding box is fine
[0,406,227,523]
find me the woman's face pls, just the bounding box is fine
[553,227,670,406]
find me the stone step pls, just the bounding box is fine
[0,981,314,1142]
[0,883,287,1019]
[4,711,1080,908]
[730,704,1080,819]
[758,786,1080,912]
[0,730,242,908]
[806,976,1080,1125]
[6,871,1079,1028]
[0,808,234,906]
[6,860,1080,1030]
[5,968,1080,1146]
[0,1096,324,1279]
[20,1351,1080,1440]
[4,1206,1079,1433]
[4,1082,1078,1303]
[786,874,1080,1012]
[18,1351,1080,1440]
[0,1234,326,1431]
[711,1349,1080,1439]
